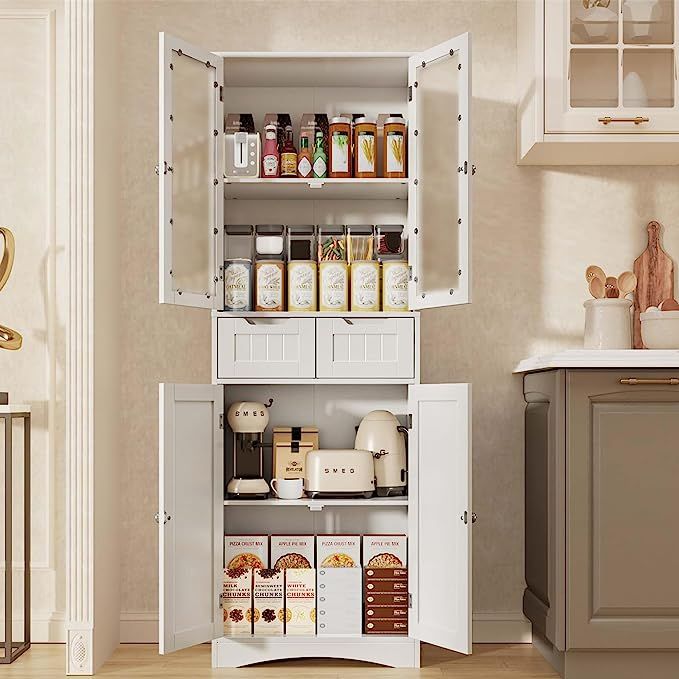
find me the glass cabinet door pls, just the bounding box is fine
[545,0,679,133]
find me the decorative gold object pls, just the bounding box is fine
[0,227,22,351]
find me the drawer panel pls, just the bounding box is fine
[216,317,315,379]
[316,318,414,379]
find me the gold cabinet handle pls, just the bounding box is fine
[620,378,679,385]
[598,116,650,126]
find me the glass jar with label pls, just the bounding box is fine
[382,260,409,311]
[328,116,352,178]
[255,260,285,311]
[288,261,317,312]
[319,261,349,312]
[351,261,381,311]
[382,115,407,179]
[224,258,252,311]
[353,117,377,178]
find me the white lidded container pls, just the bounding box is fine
[640,309,679,349]
[583,298,632,349]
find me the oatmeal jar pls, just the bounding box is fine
[319,261,349,312]
[255,259,285,311]
[351,261,381,311]
[382,260,409,312]
[224,258,252,312]
[288,260,317,312]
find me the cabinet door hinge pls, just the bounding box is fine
[219,85,223,102]
[408,85,413,102]
[408,593,413,609]
[407,414,412,430]
[408,265,413,282]
[219,413,224,429]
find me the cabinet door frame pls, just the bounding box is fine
[159,32,224,309]
[408,33,471,310]
[159,383,224,654]
[408,383,472,654]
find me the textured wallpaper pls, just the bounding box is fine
[117,0,679,618]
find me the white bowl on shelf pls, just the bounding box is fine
[640,309,679,349]
[573,6,618,42]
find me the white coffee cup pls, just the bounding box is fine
[270,477,304,500]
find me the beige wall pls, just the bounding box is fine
[117,0,679,623]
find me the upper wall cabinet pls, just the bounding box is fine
[518,0,679,164]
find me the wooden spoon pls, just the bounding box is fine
[589,277,605,299]
[659,298,679,311]
[585,265,606,284]
[605,276,619,298]
[617,270,637,298]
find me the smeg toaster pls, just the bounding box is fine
[304,449,375,498]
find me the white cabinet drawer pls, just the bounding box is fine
[215,317,315,380]
[316,318,415,380]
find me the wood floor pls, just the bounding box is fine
[3,643,559,677]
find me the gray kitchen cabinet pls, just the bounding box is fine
[524,369,679,679]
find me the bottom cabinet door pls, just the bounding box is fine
[408,383,472,654]
[159,383,224,654]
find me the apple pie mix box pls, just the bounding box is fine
[271,535,315,570]
[284,568,316,635]
[222,568,253,636]
[252,568,284,636]
[224,535,268,570]
[362,534,407,568]
[316,535,361,568]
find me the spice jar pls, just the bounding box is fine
[382,260,409,311]
[351,261,381,311]
[353,117,377,178]
[319,261,349,312]
[287,225,316,261]
[328,116,352,178]
[288,260,317,312]
[224,258,252,311]
[375,224,406,261]
[255,260,285,311]
[318,225,346,262]
[382,115,407,178]
[347,225,374,263]
[255,224,285,258]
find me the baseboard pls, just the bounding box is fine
[120,611,532,645]
[0,612,66,643]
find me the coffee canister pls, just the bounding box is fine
[351,261,380,311]
[224,258,252,311]
[288,260,317,312]
[319,261,349,312]
[382,261,409,311]
[255,260,285,311]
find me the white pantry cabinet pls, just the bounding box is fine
[518,0,679,164]
[157,32,474,669]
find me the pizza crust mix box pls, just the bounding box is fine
[362,534,407,567]
[284,568,316,635]
[222,568,253,636]
[316,535,361,568]
[252,568,284,636]
[224,535,268,570]
[271,535,315,569]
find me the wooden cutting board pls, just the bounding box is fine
[633,220,674,349]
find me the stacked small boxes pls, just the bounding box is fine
[363,567,409,635]
[317,568,362,636]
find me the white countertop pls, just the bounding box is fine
[0,404,31,414]
[514,350,679,373]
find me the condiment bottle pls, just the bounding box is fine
[297,134,313,178]
[262,123,280,177]
[382,115,407,178]
[313,130,327,178]
[280,125,298,177]
[353,117,377,178]
[328,116,352,178]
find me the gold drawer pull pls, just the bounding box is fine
[598,116,649,126]
[620,378,679,385]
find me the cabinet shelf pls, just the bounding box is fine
[213,311,418,318]
[224,177,408,201]
[223,497,408,509]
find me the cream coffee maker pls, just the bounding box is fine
[355,410,407,496]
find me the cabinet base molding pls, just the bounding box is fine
[212,635,420,668]
[534,633,679,679]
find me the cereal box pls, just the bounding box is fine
[316,535,361,568]
[284,568,316,635]
[224,535,268,570]
[271,535,315,569]
[362,534,407,567]
[252,568,284,636]
[222,568,253,636]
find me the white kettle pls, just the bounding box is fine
[355,410,407,497]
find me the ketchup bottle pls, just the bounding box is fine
[262,124,280,177]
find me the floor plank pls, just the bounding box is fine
[1,643,559,678]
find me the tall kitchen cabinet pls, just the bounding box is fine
[157,32,474,669]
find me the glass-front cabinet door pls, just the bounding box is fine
[545,0,679,133]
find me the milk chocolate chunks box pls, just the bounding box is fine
[222,568,253,636]
[362,534,407,567]
[253,568,284,636]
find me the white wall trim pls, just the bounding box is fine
[119,612,532,645]
[65,0,95,674]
